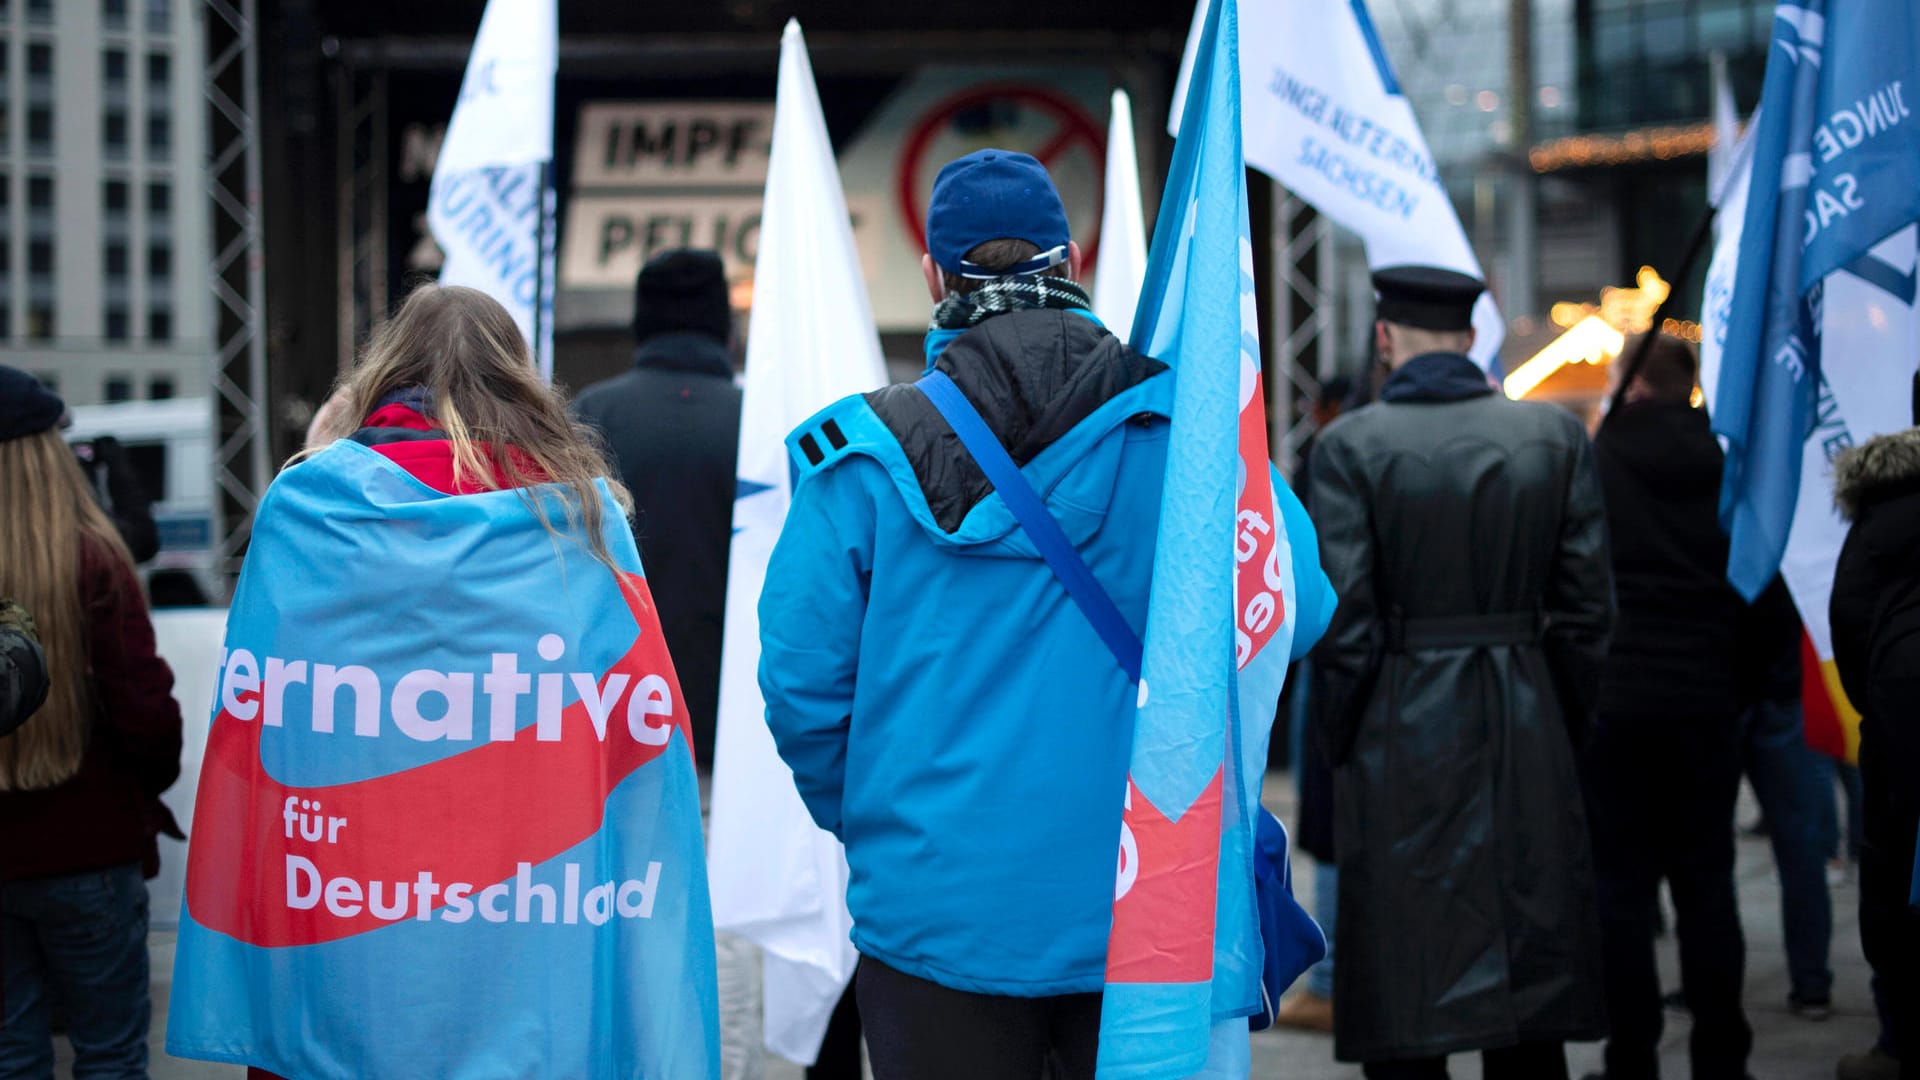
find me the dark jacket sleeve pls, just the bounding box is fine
[1543,426,1615,738]
[83,539,183,798]
[1307,430,1378,766]
[1829,518,1874,710]
[0,625,50,738]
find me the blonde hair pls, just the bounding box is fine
[0,429,139,790]
[309,284,633,572]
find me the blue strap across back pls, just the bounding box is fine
[917,370,1145,683]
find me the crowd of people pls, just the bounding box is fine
[0,148,1914,1080]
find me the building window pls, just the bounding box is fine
[105,375,135,403]
[0,307,10,339]
[103,109,129,157]
[27,304,52,339]
[148,307,171,341]
[105,306,130,340]
[26,41,49,79]
[147,241,170,279]
[26,0,50,22]
[26,105,51,155]
[104,49,127,88]
[149,375,175,400]
[147,180,169,218]
[27,238,51,275]
[105,241,129,277]
[104,179,129,214]
[147,52,169,93]
[26,175,50,211]
[145,0,168,33]
[146,112,170,157]
[103,0,128,27]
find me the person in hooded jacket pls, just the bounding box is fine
[1581,333,1751,1080]
[1309,266,1613,1080]
[1830,374,1920,1080]
[571,249,741,771]
[757,149,1335,1080]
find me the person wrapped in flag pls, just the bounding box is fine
[757,148,1335,1079]
[1309,267,1613,1078]
[166,285,720,1080]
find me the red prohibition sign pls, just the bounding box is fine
[895,83,1108,267]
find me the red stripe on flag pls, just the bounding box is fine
[1105,767,1225,984]
[1801,631,1846,760]
[185,574,689,947]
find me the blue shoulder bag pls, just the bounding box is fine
[918,371,1325,1028]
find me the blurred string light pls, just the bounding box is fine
[1537,86,1563,109]
[1529,122,1717,172]
[1477,90,1500,112]
[1504,316,1624,399]
[1509,268,1703,399]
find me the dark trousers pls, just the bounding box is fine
[1859,713,1920,1080]
[0,863,151,1080]
[856,955,1100,1080]
[807,978,864,1080]
[1361,1041,1568,1079]
[1583,711,1752,1080]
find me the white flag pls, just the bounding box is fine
[1093,89,1150,337]
[1172,0,1504,365]
[705,19,885,1066]
[1701,127,1918,671]
[427,0,558,378]
[1706,51,1740,211]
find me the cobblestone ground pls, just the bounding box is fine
[115,773,1875,1080]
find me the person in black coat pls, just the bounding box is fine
[570,249,741,772]
[1311,267,1612,1078]
[1583,333,1752,1080]
[1830,377,1920,1080]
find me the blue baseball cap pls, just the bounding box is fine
[926,149,1072,279]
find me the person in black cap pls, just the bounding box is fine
[570,248,741,772]
[756,148,1331,1078]
[1309,266,1613,1078]
[0,364,183,1078]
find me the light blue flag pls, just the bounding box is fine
[1714,1,1920,599]
[1099,0,1306,1073]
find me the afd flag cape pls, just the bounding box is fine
[707,18,884,1066]
[166,441,720,1080]
[1712,0,1920,599]
[1173,0,1503,366]
[428,0,558,378]
[1099,0,1300,1073]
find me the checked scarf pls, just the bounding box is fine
[929,276,1093,331]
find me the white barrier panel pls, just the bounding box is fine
[149,607,228,929]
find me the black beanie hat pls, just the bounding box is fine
[0,365,64,444]
[633,249,732,346]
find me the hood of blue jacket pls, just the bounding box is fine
[787,308,1172,558]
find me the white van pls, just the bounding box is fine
[64,398,221,606]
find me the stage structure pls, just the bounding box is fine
[205,0,272,587]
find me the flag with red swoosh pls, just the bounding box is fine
[165,439,718,1080]
[1098,0,1299,1074]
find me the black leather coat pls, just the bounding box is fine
[1308,353,1613,1062]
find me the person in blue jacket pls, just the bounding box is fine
[757,148,1335,1080]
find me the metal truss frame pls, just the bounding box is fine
[334,64,389,375]
[1271,190,1333,481]
[205,0,271,588]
